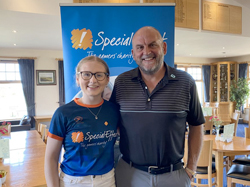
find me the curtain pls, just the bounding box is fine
[202,65,211,102]
[18,59,36,128]
[58,60,65,106]
[239,63,248,78]
[238,63,248,113]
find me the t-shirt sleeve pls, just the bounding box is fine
[186,81,205,126]
[48,108,66,141]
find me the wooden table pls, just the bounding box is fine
[0,130,47,186]
[34,115,52,130]
[204,135,250,187]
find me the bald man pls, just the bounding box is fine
[110,26,204,187]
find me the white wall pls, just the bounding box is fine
[216,54,250,63]
[175,56,218,64]
[0,48,63,116]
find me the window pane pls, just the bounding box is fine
[0,62,20,81]
[187,67,202,81]
[177,67,185,71]
[6,63,15,71]
[15,64,19,71]
[16,73,20,80]
[249,66,250,78]
[0,73,5,80]
[196,82,203,105]
[0,83,27,119]
[0,64,5,71]
[6,72,16,80]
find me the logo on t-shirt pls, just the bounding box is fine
[74,116,83,123]
[72,131,84,143]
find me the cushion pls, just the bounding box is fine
[233,157,250,166]
[212,154,228,162]
[19,115,31,126]
[227,164,250,181]
[196,162,216,174]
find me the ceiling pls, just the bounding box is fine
[0,0,250,59]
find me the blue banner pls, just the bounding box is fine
[60,4,175,103]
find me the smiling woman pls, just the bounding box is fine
[0,61,27,120]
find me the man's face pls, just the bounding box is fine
[132,28,167,75]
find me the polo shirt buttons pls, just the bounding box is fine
[145,86,148,89]
[148,98,151,102]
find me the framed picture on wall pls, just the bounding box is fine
[36,70,56,85]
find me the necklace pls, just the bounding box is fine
[86,104,103,120]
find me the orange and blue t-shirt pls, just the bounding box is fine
[48,98,120,176]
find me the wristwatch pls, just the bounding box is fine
[185,167,197,178]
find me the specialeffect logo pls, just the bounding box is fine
[70,28,168,64]
[72,131,84,143]
[71,29,93,50]
[71,28,134,51]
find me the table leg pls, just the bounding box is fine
[215,152,224,187]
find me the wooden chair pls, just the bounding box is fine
[232,127,250,165]
[231,112,240,136]
[227,164,250,187]
[37,123,42,135]
[44,129,49,144]
[40,124,47,142]
[204,116,213,135]
[191,140,217,187]
[221,112,240,172]
[245,126,250,139]
[37,123,41,134]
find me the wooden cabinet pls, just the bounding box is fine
[209,61,237,123]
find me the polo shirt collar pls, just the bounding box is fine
[130,62,179,83]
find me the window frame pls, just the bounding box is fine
[176,64,204,105]
[0,60,21,83]
[0,60,27,120]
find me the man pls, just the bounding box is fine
[110,26,204,187]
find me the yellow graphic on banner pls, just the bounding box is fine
[71,29,93,50]
[72,131,84,143]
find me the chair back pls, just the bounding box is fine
[40,124,47,141]
[234,110,241,118]
[197,140,213,167]
[44,129,49,144]
[245,127,250,139]
[231,112,240,136]
[191,140,216,187]
[37,123,42,135]
[204,116,213,135]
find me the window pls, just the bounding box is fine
[177,65,204,105]
[0,61,27,120]
[246,64,250,108]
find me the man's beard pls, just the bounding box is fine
[137,55,164,75]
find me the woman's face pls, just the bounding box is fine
[76,60,109,100]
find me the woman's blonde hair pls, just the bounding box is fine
[75,56,110,76]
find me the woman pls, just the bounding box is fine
[45,56,119,187]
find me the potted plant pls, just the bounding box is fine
[230,78,250,111]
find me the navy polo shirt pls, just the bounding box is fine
[110,63,205,167]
